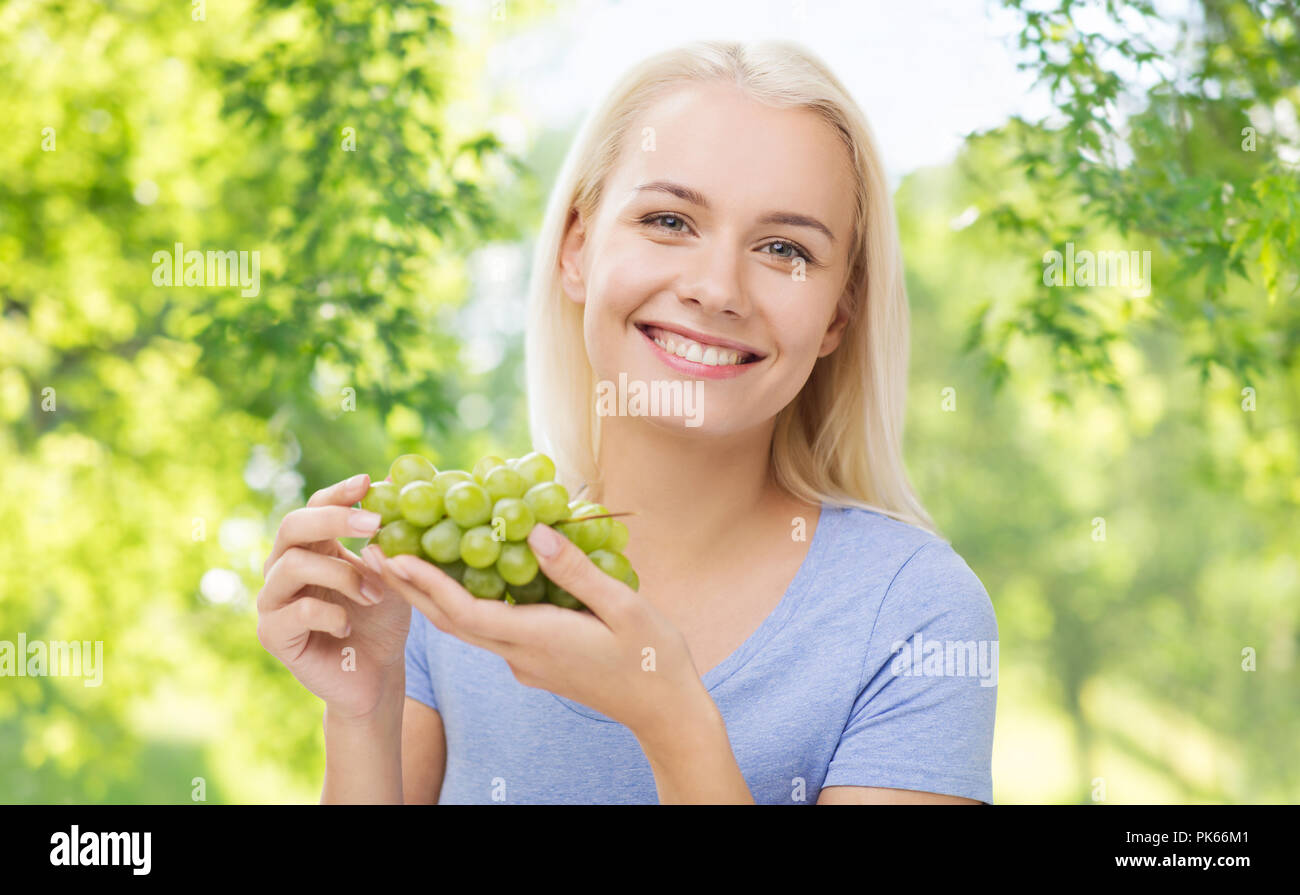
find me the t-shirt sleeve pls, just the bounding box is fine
[822,539,998,803]
[404,604,439,712]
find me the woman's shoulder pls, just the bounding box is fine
[817,502,995,635]
[817,500,950,575]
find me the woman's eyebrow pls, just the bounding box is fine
[632,180,837,244]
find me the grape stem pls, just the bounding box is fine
[553,511,635,524]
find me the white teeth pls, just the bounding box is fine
[646,326,749,366]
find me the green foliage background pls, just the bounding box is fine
[1,0,1296,803]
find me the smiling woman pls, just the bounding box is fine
[259,39,997,806]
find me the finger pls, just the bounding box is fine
[261,472,371,578]
[264,504,383,578]
[375,550,520,653]
[258,596,351,656]
[526,524,630,622]
[387,551,579,644]
[260,546,381,612]
[307,472,372,509]
[335,541,378,581]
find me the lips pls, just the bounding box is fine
[633,322,765,366]
[633,324,764,380]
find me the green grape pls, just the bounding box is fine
[472,455,507,484]
[555,520,581,546]
[513,452,556,488]
[523,481,570,525]
[376,520,424,557]
[389,454,437,489]
[360,481,402,525]
[398,480,444,526]
[460,525,502,569]
[435,559,467,583]
[507,574,548,605]
[431,469,473,499]
[605,519,630,552]
[444,481,492,528]
[483,465,527,502]
[546,578,586,611]
[373,453,636,601]
[491,498,535,541]
[565,503,610,553]
[496,542,539,586]
[463,566,506,600]
[588,549,637,589]
[421,518,464,564]
[576,521,609,552]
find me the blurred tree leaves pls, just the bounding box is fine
[911,0,1300,800]
[0,0,539,801]
[968,0,1298,390]
[1,0,1294,804]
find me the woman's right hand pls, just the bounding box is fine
[256,473,413,722]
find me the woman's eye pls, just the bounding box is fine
[642,213,689,232]
[641,214,814,265]
[761,240,813,264]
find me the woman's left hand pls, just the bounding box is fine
[366,523,710,738]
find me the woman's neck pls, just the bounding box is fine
[590,415,803,570]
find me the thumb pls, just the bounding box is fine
[526,524,629,618]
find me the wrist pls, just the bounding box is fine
[324,672,406,732]
[632,687,752,803]
[321,680,405,805]
[631,680,723,759]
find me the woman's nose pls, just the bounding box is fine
[677,250,748,318]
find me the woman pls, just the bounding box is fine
[256,39,997,804]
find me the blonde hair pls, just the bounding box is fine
[524,39,940,538]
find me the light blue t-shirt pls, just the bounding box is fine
[405,502,998,804]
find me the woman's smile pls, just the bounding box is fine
[634,321,765,380]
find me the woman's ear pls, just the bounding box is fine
[558,207,588,305]
[817,293,852,357]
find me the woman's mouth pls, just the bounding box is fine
[635,323,762,366]
[634,322,765,379]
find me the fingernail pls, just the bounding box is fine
[342,623,352,637]
[528,524,562,557]
[361,581,382,604]
[349,508,382,536]
[347,472,369,489]
[363,547,383,574]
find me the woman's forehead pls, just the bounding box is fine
[611,82,855,236]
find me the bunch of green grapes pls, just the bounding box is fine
[357,451,637,610]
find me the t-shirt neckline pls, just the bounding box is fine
[550,501,837,723]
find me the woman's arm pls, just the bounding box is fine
[818,786,981,804]
[633,687,755,804]
[401,698,447,804]
[320,678,405,804]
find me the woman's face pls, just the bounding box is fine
[560,80,857,438]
